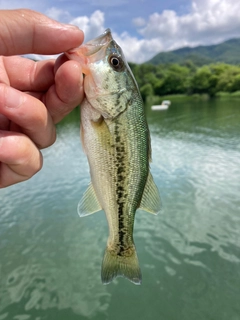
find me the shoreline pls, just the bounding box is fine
[146,92,240,105]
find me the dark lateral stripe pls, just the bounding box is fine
[114,119,128,256]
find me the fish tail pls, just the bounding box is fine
[101,246,142,285]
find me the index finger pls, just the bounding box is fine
[0,9,84,56]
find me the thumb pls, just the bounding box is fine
[0,9,84,56]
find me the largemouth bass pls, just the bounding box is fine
[66,29,161,285]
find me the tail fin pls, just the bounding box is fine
[101,247,142,285]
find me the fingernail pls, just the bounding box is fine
[62,23,81,30]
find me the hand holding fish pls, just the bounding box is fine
[0,9,84,188]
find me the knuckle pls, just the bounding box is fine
[18,138,43,177]
[0,133,43,187]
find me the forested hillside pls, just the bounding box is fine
[129,38,240,99]
[129,62,240,99]
[147,38,240,66]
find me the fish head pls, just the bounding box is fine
[66,29,139,119]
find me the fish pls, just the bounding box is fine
[66,29,161,285]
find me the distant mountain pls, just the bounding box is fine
[147,38,240,66]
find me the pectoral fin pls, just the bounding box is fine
[139,172,161,214]
[78,183,102,217]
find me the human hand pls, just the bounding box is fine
[0,9,84,188]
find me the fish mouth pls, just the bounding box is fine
[66,28,113,59]
[81,28,113,56]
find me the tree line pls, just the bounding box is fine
[129,61,240,100]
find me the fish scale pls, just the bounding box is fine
[66,29,161,284]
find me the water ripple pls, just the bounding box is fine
[1,100,240,319]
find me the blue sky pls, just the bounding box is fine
[1,0,240,63]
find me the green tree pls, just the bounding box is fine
[216,64,240,92]
[130,60,240,98]
[140,83,154,101]
[155,64,190,95]
[190,66,218,96]
[231,74,240,92]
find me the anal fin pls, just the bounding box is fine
[139,172,161,214]
[78,183,102,217]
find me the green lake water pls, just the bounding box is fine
[0,98,240,320]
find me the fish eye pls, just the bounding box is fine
[111,57,119,66]
[108,55,124,72]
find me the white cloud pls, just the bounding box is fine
[63,0,240,63]
[70,10,105,42]
[113,32,164,63]
[45,7,71,22]
[132,17,146,28]
[136,0,240,60]
[12,0,240,64]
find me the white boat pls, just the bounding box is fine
[151,100,171,111]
